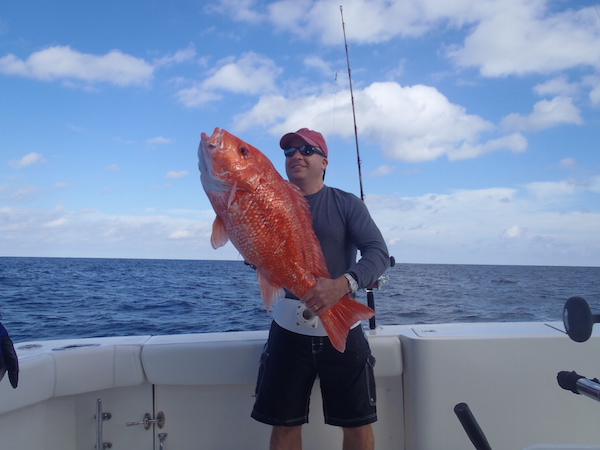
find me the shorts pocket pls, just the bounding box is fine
[366,354,376,407]
[254,345,269,398]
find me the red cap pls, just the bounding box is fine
[279,128,328,157]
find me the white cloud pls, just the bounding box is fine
[589,176,600,194]
[525,180,579,199]
[268,0,430,44]
[177,52,282,107]
[501,96,583,132]
[367,182,600,265]
[146,136,174,147]
[153,45,197,68]
[303,56,334,77]
[177,87,222,107]
[9,152,45,168]
[370,165,394,176]
[502,225,527,239]
[534,76,579,97]
[206,0,266,24]
[1,185,38,202]
[0,45,154,87]
[558,158,576,169]
[584,75,600,106]
[0,206,221,259]
[447,3,600,76]
[168,229,193,239]
[237,81,524,162]
[166,170,189,179]
[44,217,68,228]
[220,1,600,80]
[106,164,121,172]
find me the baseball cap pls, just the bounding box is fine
[279,128,328,157]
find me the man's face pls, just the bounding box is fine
[283,137,328,185]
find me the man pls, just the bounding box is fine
[251,128,390,450]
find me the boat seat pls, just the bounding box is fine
[0,354,55,415]
[141,333,402,386]
[50,344,146,397]
[142,337,266,385]
[0,339,147,415]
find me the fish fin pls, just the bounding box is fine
[211,216,229,249]
[319,296,375,353]
[227,181,238,208]
[257,270,285,311]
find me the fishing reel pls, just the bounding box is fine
[557,296,600,404]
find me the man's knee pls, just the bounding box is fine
[342,424,374,450]
[270,425,303,450]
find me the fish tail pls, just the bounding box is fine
[320,296,375,353]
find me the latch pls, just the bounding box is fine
[126,411,166,430]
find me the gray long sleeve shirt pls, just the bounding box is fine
[306,185,390,289]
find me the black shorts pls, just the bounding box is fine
[251,322,377,428]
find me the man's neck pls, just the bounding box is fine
[294,179,324,196]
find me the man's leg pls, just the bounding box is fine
[342,424,374,450]
[270,425,302,450]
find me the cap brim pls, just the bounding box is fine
[280,132,317,149]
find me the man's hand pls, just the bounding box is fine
[300,276,350,316]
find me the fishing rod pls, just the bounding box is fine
[340,5,396,329]
[340,5,365,202]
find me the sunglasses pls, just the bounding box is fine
[284,145,327,158]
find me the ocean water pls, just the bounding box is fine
[1,257,598,343]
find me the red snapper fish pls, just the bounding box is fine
[197,128,374,352]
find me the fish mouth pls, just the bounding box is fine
[199,128,223,166]
[198,128,225,174]
[198,128,231,192]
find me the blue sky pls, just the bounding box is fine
[1,0,599,266]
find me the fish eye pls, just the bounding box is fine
[240,146,250,158]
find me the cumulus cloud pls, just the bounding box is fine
[445,3,600,77]
[153,45,197,68]
[237,81,526,162]
[176,52,282,107]
[502,225,527,239]
[584,75,600,106]
[558,158,576,169]
[501,97,583,132]
[9,152,45,168]
[367,181,600,265]
[219,1,600,80]
[371,165,394,176]
[525,180,579,199]
[168,229,193,239]
[0,45,154,87]
[534,76,579,97]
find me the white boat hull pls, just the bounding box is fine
[1,322,599,449]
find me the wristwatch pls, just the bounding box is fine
[343,273,358,294]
